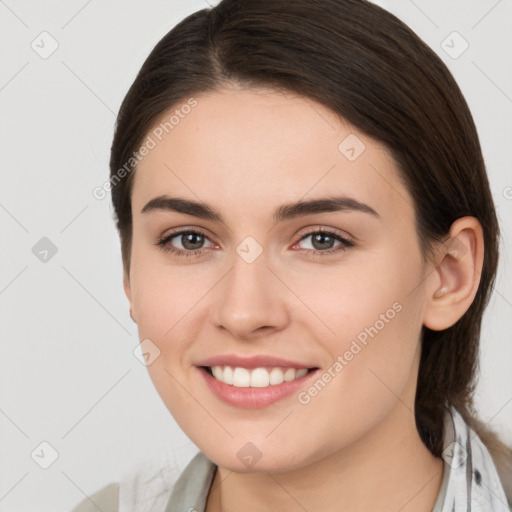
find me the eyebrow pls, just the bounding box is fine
[140,195,380,223]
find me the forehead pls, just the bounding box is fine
[131,87,411,221]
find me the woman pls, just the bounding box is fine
[73,0,512,510]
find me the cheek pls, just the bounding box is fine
[296,243,426,407]
[284,240,425,347]
[130,243,210,338]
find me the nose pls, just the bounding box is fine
[211,251,290,341]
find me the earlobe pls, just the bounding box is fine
[423,217,484,331]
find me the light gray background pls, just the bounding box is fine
[0,1,511,511]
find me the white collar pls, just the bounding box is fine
[435,406,510,511]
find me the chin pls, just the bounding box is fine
[197,440,314,474]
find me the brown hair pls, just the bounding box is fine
[109,0,511,489]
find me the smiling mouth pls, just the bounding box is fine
[202,365,318,388]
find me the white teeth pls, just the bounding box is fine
[269,367,284,385]
[250,368,270,387]
[212,366,223,381]
[283,368,296,381]
[232,367,251,387]
[209,366,310,387]
[224,366,233,385]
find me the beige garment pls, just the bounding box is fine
[71,482,119,512]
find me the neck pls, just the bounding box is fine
[205,403,444,512]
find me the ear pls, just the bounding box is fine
[123,271,137,323]
[423,216,484,331]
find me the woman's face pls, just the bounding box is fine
[125,86,432,472]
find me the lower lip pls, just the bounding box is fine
[197,367,318,409]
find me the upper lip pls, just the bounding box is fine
[196,354,317,370]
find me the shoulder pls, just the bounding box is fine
[70,482,119,512]
[118,457,181,511]
[69,457,183,512]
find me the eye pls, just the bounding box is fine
[293,228,354,256]
[156,229,215,257]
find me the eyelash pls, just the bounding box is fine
[155,227,354,259]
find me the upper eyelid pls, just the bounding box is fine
[162,227,216,244]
